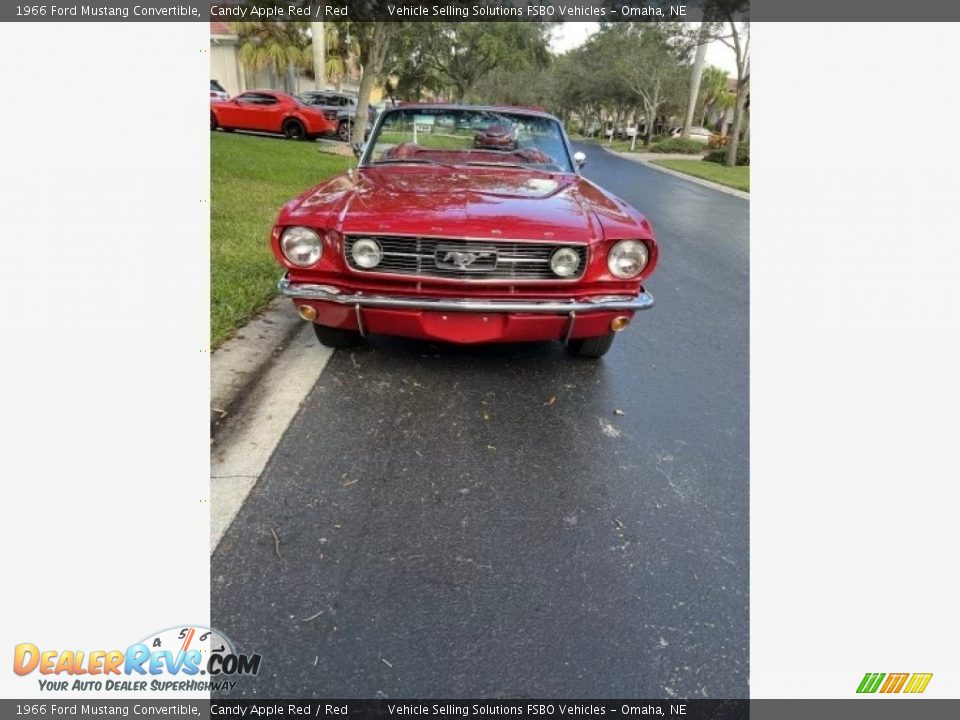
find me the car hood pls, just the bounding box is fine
[286,166,608,242]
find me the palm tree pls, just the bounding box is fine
[698,66,729,127]
[233,22,311,92]
[323,23,358,92]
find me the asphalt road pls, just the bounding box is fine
[212,144,749,698]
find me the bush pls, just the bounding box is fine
[704,144,749,166]
[708,133,728,149]
[649,138,705,154]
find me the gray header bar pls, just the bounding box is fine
[1,699,958,718]
[2,1,959,23]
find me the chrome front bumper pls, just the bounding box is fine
[277,275,654,314]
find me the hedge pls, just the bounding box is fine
[704,144,750,166]
[649,138,705,154]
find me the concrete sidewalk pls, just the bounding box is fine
[210,297,302,434]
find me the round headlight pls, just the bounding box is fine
[281,227,322,267]
[351,238,382,269]
[550,247,581,278]
[607,240,649,279]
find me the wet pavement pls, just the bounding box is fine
[212,143,749,698]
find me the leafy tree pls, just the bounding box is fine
[614,23,692,148]
[409,22,552,102]
[699,1,751,165]
[341,22,422,143]
[717,21,749,166]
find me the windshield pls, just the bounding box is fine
[364,107,574,173]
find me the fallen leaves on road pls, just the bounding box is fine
[544,395,557,406]
[270,528,282,559]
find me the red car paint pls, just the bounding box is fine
[271,106,658,347]
[210,90,337,139]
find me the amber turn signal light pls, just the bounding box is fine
[610,316,631,332]
[297,305,318,322]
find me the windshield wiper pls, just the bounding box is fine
[373,158,457,169]
[463,161,530,169]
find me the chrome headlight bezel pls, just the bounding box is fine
[607,240,649,279]
[280,226,323,267]
[550,247,581,278]
[351,237,383,269]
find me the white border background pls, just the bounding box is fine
[0,20,957,701]
[0,22,209,698]
[752,23,959,697]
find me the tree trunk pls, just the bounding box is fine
[682,27,709,138]
[352,24,389,145]
[724,80,748,166]
[311,21,326,90]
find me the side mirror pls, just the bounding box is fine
[352,143,365,159]
[573,151,587,169]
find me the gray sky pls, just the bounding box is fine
[549,23,739,75]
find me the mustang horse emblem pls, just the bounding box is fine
[440,250,495,270]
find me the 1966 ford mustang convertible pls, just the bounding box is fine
[271,104,658,358]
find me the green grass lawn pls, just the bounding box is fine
[376,130,475,150]
[211,132,353,347]
[651,159,750,193]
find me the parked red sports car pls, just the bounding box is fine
[271,105,658,358]
[210,90,338,140]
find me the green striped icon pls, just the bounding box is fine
[857,672,886,693]
[857,672,933,694]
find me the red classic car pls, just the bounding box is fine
[474,123,518,150]
[210,90,338,140]
[271,105,658,358]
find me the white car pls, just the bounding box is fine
[210,79,229,102]
[669,126,713,143]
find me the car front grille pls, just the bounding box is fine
[343,236,587,281]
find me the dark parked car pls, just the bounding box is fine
[298,91,377,141]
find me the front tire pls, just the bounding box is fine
[337,120,352,142]
[313,324,361,348]
[210,112,218,131]
[566,333,616,359]
[283,119,307,141]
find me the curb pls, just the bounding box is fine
[597,145,749,200]
[210,296,303,437]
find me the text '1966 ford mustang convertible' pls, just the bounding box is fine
[271,104,658,358]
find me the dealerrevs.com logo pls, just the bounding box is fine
[13,625,261,693]
[856,672,933,694]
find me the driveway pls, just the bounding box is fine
[212,142,750,698]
